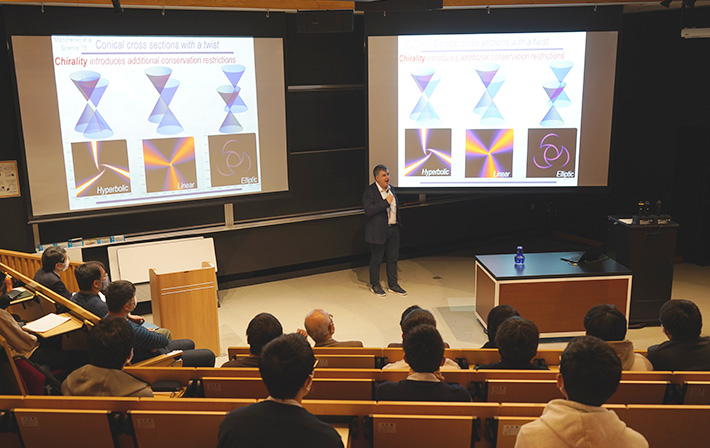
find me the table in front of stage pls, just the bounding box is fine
[474,252,633,337]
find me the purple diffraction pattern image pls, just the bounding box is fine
[540,61,573,127]
[409,68,441,123]
[534,132,570,170]
[70,71,113,139]
[217,65,248,133]
[145,67,183,135]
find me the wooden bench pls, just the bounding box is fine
[369,414,476,447]
[202,377,376,401]
[13,408,119,447]
[623,404,710,447]
[128,409,227,448]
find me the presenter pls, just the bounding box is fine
[363,164,407,297]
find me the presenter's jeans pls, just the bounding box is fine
[369,225,400,287]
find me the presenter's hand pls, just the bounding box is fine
[128,314,145,325]
[386,193,394,204]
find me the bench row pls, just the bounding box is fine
[227,346,584,369]
[1,395,708,448]
[123,366,710,405]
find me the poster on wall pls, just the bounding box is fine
[0,161,20,198]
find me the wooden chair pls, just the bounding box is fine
[486,416,537,448]
[128,410,227,448]
[0,336,25,395]
[369,414,476,447]
[480,379,561,403]
[13,408,119,448]
[606,380,670,404]
[624,404,710,447]
[0,409,23,448]
[682,381,710,405]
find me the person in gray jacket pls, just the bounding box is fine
[62,316,153,397]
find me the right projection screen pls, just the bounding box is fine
[368,31,618,189]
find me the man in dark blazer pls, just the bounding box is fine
[33,246,72,299]
[363,164,406,297]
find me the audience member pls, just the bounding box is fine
[376,325,472,402]
[387,304,421,347]
[61,316,153,397]
[476,317,548,370]
[647,299,710,371]
[32,246,72,299]
[482,304,519,349]
[106,280,215,367]
[383,308,460,370]
[1,272,85,372]
[71,262,145,325]
[304,309,363,347]
[514,336,648,447]
[222,313,283,368]
[1,272,40,359]
[217,333,344,448]
[70,261,111,318]
[584,304,652,371]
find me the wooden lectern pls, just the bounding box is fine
[149,262,220,355]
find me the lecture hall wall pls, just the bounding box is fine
[1,5,709,284]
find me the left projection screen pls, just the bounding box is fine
[12,35,288,218]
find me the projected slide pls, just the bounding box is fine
[51,35,263,210]
[395,32,587,188]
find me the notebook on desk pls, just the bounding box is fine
[560,245,608,265]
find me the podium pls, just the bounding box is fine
[149,262,220,355]
[608,217,679,325]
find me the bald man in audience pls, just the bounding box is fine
[304,309,363,347]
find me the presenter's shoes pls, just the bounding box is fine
[388,285,408,296]
[370,284,386,297]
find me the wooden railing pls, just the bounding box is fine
[0,248,81,293]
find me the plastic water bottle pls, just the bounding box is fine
[515,246,525,265]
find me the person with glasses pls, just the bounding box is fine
[71,261,145,325]
[217,333,344,448]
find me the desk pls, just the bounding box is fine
[474,252,632,337]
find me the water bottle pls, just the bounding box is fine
[515,246,525,265]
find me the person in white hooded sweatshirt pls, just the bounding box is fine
[514,336,648,448]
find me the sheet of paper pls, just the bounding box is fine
[23,313,71,333]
